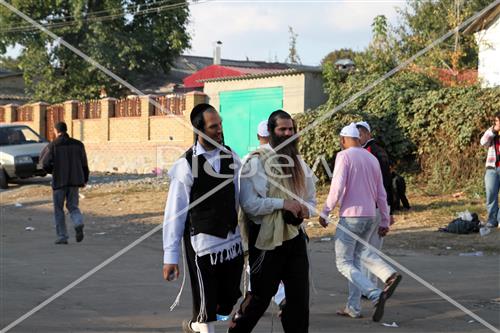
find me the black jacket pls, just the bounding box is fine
[364,139,393,214]
[40,134,89,189]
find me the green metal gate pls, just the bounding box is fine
[219,87,283,157]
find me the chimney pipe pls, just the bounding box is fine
[213,41,222,65]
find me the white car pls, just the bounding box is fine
[0,124,48,189]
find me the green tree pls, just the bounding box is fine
[0,0,191,103]
[371,15,388,49]
[395,0,495,71]
[286,26,301,64]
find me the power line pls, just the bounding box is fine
[0,0,189,33]
[0,0,206,34]
[13,0,178,26]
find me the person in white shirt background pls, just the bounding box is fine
[256,120,271,149]
[162,103,244,333]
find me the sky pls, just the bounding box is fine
[4,0,407,66]
[186,0,405,65]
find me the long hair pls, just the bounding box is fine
[268,110,306,196]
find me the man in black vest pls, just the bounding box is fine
[162,104,244,333]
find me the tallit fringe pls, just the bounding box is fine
[250,251,266,274]
[169,239,187,312]
[305,234,318,296]
[209,242,243,265]
[195,255,208,323]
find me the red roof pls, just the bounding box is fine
[183,65,288,88]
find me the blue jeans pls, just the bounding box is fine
[53,187,83,241]
[361,209,384,288]
[335,217,395,317]
[484,168,500,227]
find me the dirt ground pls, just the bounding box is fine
[3,177,497,255]
[1,175,499,332]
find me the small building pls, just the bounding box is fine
[202,67,327,157]
[0,69,30,105]
[464,3,500,88]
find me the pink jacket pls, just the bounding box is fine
[322,147,390,227]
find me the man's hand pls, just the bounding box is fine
[378,226,389,237]
[163,264,179,281]
[319,216,329,228]
[283,200,302,217]
[390,215,395,226]
[299,204,310,219]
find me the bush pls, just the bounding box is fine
[296,68,500,193]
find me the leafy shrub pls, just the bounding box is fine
[296,67,500,193]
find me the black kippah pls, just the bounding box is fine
[190,103,215,125]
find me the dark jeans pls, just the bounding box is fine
[229,223,309,333]
[53,186,83,241]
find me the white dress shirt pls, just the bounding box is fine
[162,142,241,264]
[239,148,317,225]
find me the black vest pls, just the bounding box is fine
[184,146,238,238]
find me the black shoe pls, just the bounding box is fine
[75,225,84,243]
[384,273,402,299]
[372,291,387,322]
[54,239,68,245]
[182,320,199,333]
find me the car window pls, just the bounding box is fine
[0,127,45,146]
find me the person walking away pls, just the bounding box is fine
[319,123,402,322]
[40,122,89,244]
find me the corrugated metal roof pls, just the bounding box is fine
[200,67,322,83]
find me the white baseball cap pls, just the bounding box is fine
[356,121,371,132]
[257,120,269,137]
[340,123,360,138]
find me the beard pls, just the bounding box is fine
[269,133,305,195]
[270,133,299,158]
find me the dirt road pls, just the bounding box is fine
[1,177,498,332]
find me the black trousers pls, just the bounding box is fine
[184,231,244,323]
[229,222,309,333]
[392,175,410,210]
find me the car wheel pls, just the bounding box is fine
[0,168,8,189]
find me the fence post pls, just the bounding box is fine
[100,97,116,142]
[63,100,78,137]
[4,104,18,123]
[32,102,48,138]
[140,95,155,141]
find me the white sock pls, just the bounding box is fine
[191,321,215,333]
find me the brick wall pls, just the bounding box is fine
[0,92,207,173]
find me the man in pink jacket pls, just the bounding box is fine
[319,123,401,322]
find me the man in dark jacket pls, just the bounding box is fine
[356,121,394,287]
[40,122,89,244]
